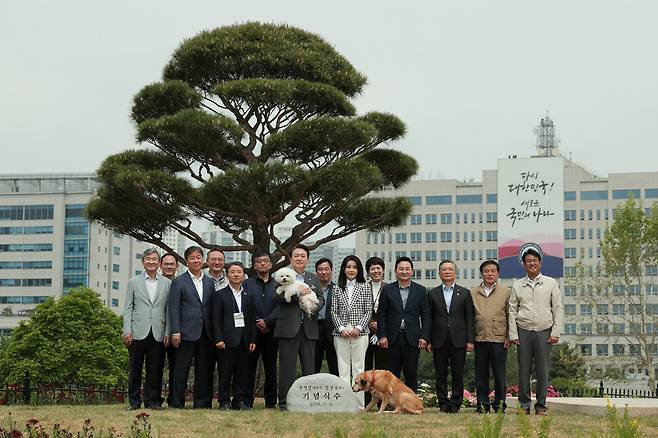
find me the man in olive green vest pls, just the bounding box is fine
[470,260,510,413]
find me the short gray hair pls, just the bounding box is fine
[141,248,161,262]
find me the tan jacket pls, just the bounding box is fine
[508,274,563,340]
[470,283,510,343]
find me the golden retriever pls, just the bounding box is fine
[352,370,423,414]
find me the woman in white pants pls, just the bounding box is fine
[331,255,372,406]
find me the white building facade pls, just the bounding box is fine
[355,157,658,377]
[0,173,150,335]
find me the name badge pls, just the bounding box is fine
[233,312,245,328]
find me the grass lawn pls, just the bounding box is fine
[2,403,658,437]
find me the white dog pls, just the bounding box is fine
[273,267,320,316]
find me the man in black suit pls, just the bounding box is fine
[314,257,338,375]
[428,259,474,413]
[159,253,178,407]
[376,256,430,393]
[274,244,325,411]
[168,246,216,408]
[243,250,279,409]
[212,262,257,410]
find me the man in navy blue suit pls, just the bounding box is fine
[168,246,216,408]
[212,262,257,410]
[377,256,430,393]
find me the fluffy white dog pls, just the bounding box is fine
[273,267,320,317]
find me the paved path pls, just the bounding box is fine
[507,396,658,416]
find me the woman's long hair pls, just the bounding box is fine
[337,255,366,290]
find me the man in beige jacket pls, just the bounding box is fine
[471,260,510,413]
[509,247,563,415]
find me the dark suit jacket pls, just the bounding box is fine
[376,281,430,346]
[321,281,336,341]
[243,276,279,329]
[273,270,325,340]
[168,271,215,342]
[211,286,257,348]
[428,283,475,348]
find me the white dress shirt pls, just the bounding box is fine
[346,279,356,305]
[189,270,204,302]
[230,285,243,312]
[145,273,158,303]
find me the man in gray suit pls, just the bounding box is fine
[275,244,325,410]
[123,248,171,409]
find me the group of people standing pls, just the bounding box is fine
[123,243,562,416]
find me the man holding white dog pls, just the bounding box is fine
[275,244,325,411]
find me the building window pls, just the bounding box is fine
[485,231,497,242]
[613,323,625,334]
[612,344,625,356]
[564,266,576,277]
[612,189,640,200]
[486,212,497,223]
[425,250,437,262]
[486,194,497,203]
[597,323,609,335]
[564,304,576,316]
[425,214,437,224]
[111,298,119,307]
[456,194,482,204]
[112,264,120,273]
[612,304,625,315]
[409,251,421,262]
[440,213,452,225]
[597,304,609,315]
[580,304,592,316]
[407,196,422,206]
[564,229,576,240]
[410,232,422,244]
[455,213,460,223]
[440,232,452,243]
[646,188,658,198]
[425,232,437,243]
[581,190,608,201]
[394,251,407,259]
[596,344,609,356]
[579,344,592,356]
[485,249,497,259]
[564,191,576,201]
[112,281,120,290]
[565,210,576,221]
[24,205,54,220]
[564,286,575,297]
[564,323,576,335]
[425,270,437,280]
[395,233,407,244]
[112,247,121,256]
[647,266,658,276]
[565,248,576,259]
[440,250,452,260]
[425,195,451,205]
[410,214,422,225]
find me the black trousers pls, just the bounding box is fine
[128,330,164,408]
[315,319,338,375]
[245,330,278,407]
[433,336,466,412]
[387,334,420,392]
[171,333,214,408]
[364,342,388,405]
[157,344,176,406]
[277,328,315,407]
[218,344,250,407]
[474,342,507,412]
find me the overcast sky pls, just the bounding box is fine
[1,1,657,181]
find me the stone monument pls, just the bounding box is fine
[287,373,361,413]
